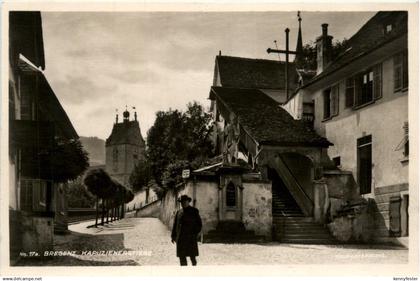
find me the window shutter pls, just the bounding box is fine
[331,85,339,116]
[323,90,331,119]
[373,64,382,100]
[354,75,363,107]
[403,51,408,89]
[394,53,403,91]
[345,78,355,107]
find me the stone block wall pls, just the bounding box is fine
[372,183,409,239]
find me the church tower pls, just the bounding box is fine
[105,107,145,186]
[294,11,304,69]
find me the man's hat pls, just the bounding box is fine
[178,195,192,202]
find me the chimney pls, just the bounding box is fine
[316,23,333,74]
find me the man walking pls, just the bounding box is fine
[171,195,202,266]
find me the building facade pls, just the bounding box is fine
[159,11,410,246]
[283,11,409,243]
[105,109,146,187]
[9,12,80,261]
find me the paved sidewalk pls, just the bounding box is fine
[16,217,408,266]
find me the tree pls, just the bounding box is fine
[67,177,96,208]
[83,168,113,226]
[129,159,152,192]
[298,39,349,70]
[51,137,89,183]
[146,102,214,194]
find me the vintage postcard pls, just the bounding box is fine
[0,1,418,278]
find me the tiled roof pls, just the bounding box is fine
[106,120,145,146]
[211,86,331,147]
[216,55,298,90]
[305,11,407,87]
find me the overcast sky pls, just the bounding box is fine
[41,11,375,140]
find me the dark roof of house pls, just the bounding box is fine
[17,58,78,139]
[9,11,45,70]
[211,86,331,147]
[106,120,145,146]
[304,11,407,87]
[215,55,298,90]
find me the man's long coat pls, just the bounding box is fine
[171,206,202,257]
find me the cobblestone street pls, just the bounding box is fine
[16,217,408,266]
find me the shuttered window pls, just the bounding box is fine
[394,51,408,92]
[345,78,355,108]
[323,89,331,119]
[403,122,409,157]
[353,64,382,107]
[323,84,339,120]
[373,64,382,100]
[20,179,49,212]
[331,84,339,116]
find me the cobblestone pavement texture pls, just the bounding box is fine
[16,217,408,266]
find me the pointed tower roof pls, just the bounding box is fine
[106,107,145,147]
[294,11,304,69]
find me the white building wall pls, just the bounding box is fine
[309,55,408,193]
[325,95,408,190]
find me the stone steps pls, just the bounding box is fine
[272,189,336,244]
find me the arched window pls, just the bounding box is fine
[226,182,236,207]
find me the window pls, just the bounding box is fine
[323,84,339,120]
[350,64,382,107]
[345,77,355,108]
[403,122,409,157]
[395,121,409,159]
[384,24,393,34]
[333,156,341,167]
[20,179,49,212]
[357,135,372,195]
[323,89,330,119]
[21,180,34,211]
[226,182,236,207]
[394,51,408,92]
[302,101,314,129]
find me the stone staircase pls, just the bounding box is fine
[272,185,336,244]
[203,221,265,243]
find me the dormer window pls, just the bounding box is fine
[384,23,393,34]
